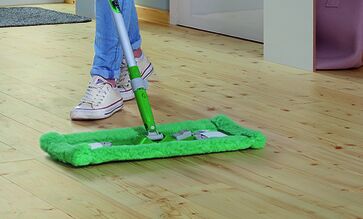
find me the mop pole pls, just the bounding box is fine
[108,0,163,141]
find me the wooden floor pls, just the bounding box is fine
[0,4,362,219]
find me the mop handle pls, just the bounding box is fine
[109,0,136,67]
[108,0,160,137]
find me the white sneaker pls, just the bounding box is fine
[70,76,124,120]
[118,53,154,101]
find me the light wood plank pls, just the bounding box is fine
[136,5,170,25]
[0,160,145,218]
[0,176,72,219]
[0,141,32,164]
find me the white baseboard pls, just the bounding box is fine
[0,0,63,6]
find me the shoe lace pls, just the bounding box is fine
[81,83,108,106]
[119,59,131,86]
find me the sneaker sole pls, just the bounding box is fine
[120,64,154,101]
[70,99,124,120]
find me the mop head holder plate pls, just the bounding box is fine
[40,115,266,167]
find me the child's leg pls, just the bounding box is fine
[71,1,145,120]
[91,0,141,80]
[91,0,122,80]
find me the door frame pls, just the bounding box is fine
[169,0,178,24]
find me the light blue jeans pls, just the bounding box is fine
[91,0,141,80]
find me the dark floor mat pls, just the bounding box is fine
[0,7,92,28]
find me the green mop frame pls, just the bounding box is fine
[39,0,266,167]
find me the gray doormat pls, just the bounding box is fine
[0,7,92,28]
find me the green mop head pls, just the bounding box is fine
[40,115,266,167]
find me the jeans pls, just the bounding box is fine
[91,0,141,80]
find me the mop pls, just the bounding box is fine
[40,0,266,167]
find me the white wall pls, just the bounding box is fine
[170,0,263,42]
[264,0,315,71]
[0,0,63,6]
[76,0,95,19]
